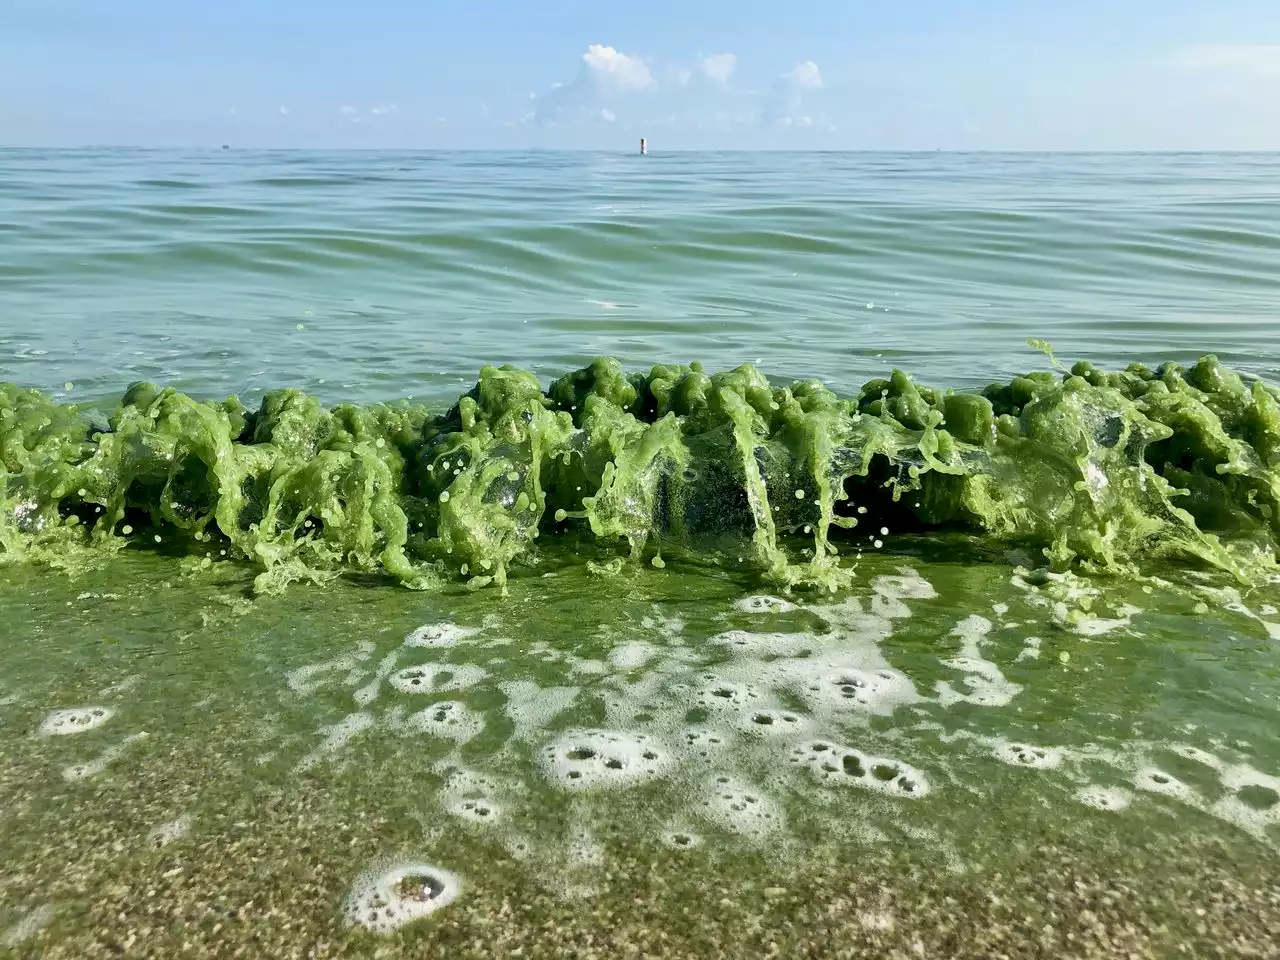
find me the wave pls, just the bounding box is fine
[2,351,1277,594]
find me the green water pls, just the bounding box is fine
[3,150,1280,955]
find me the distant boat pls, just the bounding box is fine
[640,137,648,156]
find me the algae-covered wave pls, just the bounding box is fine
[3,355,1278,593]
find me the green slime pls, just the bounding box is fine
[3,355,1278,594]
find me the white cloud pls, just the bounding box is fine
[278,105,289,115]
[701,52,737,84]
[536,43,655,126]
[371,104,399,116]
[582,44,654,91]
[1176,44,1280,77]
[788,60,823,89]
[601,108,617,122]
[340,105,359,116]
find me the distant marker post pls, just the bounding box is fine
[639,137,647,156]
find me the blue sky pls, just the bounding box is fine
[2,0,1278,149]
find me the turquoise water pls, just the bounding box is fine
[3,150,1280,955]
[4,150,1280,404]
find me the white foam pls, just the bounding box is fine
[100,675,141,696]
[148,815,192,847]
[298,712,376,769]
[792,660,920,717]
[733,595,797,614]
[1076,785,1133,812]
[1015,636,1042,662]
[286,640,376,695]
[446,797,503,825]
[39,706,113,736]
[500,681,579,738]
[1208,762,1280,838]
[568,827,605,865]
[404,622,480,649]
[993,742,1064,770]
[1170,744,1224,771]
[343,861,460,934]
[935,616,1022,708]
[709,630,815,658]
[699,777,785,839]
[353,650,401,707]
[791,740,930,799]
[661,828,703,850]
[60,732,146,781]
[389,663,487,695]
[1133,767,1196,802]
[607,642,659,670]
[695,678,767,713]
[734,708,811,738]
[872,569,937,601]
[541,730,673,790]
[680,727,734,759]
[402,701,484,743]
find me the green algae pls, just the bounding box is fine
[2,356,1278,594]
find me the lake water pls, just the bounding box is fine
[2,150,1279,956]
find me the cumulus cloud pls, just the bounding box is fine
[582,44,654,91]
[340,105,359,116]
[536,43,655,126]
[762,60,829,129]
[701,52,737,84]
[600,108,616,122]
[788,60,823,89]
[371,104,399,116]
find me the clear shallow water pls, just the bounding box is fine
[3,150,1280,954]
[3,150,1280,405]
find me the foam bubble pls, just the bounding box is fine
[343,861,460,933]
[60,732,146,781]
[39,706,113,736]
[607,642,659,670]
[733,595,797,614]
[791,740,930,799]
[734,708,811,738]
[500,681,579,738]
[298,711,376,769]
[794,662,920,717]
[568,828,605,865]
[1208,762,1280,838]
[699,776,785,839]
[286,640,376,695]
[404,622,480,649]
[661,828,703,850]
[389,664,487,695]
[353,651,402,707]
[993,742,1064,770]
[402,701,484,743]
[541,730,673,790]
[695,678,766,712]
[1076,785,1132,812]
[1133,767,1196,802]
[446,797,503,825]
[681,727,734,759]
[148,815,193,847]
[872,569,937,601]
[935,616,1022,708]
[1170,744,1224,770]
[709,630,814,658]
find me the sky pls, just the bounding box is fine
[2,0,1279,150]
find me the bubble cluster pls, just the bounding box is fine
[541,730,672,790]
[388,664,487,695]
[148,815,193,848]
[404,622,480,649]
[735,709,810,738]
[661,828,704,850]
[447,797,502,824]
[1076,785,1133,812]
[792,741,929,799]
[733,595,797,614]
[1133,766,1196,801]
[343,861,460,934]
[699,776,785,839]
[994,742,1064,770]
[402,701,484,743]
[38,706,113,736]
